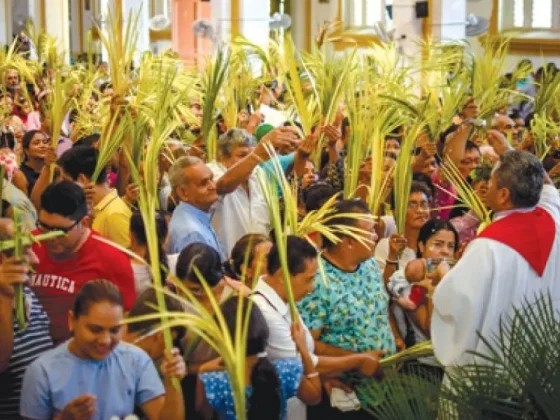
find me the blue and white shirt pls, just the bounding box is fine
[200,358,302,420]
[0,287,52,419]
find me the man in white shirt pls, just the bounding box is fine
[432,142,560,367]
[208,127,314,255]
[208,129,271,255]
[253,236,383,419]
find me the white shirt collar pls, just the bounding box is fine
[254,277,290,317]
[493,205,536,222]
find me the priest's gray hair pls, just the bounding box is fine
[495,150,544,208]
[217,128,256,158]
[169,156,202,190]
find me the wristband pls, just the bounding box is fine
[386,259,399,265]
[306,372,319,379]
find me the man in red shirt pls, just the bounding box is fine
[29,181,135,345]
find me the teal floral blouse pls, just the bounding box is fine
[298,256,397,357]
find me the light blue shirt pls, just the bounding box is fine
[259,152,296,197]
[167,201,226,259]
[20,341,164,420]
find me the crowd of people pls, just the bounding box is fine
[0,30,560,420]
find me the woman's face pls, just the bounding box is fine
[406,192,430,229]
[419,229,456,259]
[25,132,49,159]
[68,301,123,361]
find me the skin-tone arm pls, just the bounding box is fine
[442,121,473,165]
[195,378,215,420]
[30,148,57,211]
[0,293,13,372]
[139,396,165,420]
[382,234,407,285]
[11,171,28,195]
[292,322,322,406]
[216,126,301,195]
[158,348,186,420]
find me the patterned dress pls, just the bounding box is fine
[297,256,397,385]
[199,358,302,420]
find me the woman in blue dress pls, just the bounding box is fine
[196,298,322,419]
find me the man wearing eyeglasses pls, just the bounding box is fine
[29,181,135,345]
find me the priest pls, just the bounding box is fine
[431,135,560,366]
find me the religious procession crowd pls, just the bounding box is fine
[0,18,560,420]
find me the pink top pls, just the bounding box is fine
[432,169,457,221]
[25,111,42,131]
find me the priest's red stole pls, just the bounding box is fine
[478,207,556,277]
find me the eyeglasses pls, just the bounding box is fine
[36,217,83,234]
[408,201,430,210]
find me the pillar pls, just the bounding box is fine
[171,0,212,65]
[0,0,12,46]
[430,0,467,41]
[240,0,270,48]
[43,0,71,63]
[391,0,423,62]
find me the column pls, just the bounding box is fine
[0,0,12,46]
[171,0,212,65]
[240,0,270,48]
[391,0,423,64]
[69,0,82,57]
[123,0,151,54]
[430,0,467,41]
[43,0,71,63]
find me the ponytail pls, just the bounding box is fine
[248,357,282,420]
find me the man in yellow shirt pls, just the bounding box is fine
[58,145,131,248]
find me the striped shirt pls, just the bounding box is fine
[0,287,53,419]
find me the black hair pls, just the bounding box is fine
[73,279,123,318]
[127,289,186,347]
[220,298,281,420]
[341,117,351,138]
[465,140,480,153]
[58,145,107,184]
[303,182,336,213]
[69,108,79,124]
[412,173,435,198]
[0,132,15,150]
[225,234,270,280]
[321,199,371,249]
[417,219,459,258]
[175,242,224,287]
[99,82,113,93]
[41,181,88,221]
[73,133,101,148]
[130,211,169,284]
[267,235,318,276]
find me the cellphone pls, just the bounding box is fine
[425,258,457,274]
